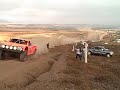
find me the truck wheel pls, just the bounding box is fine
[20,51,27,62]
[106,54,110,58]
[88,51,92,55]
[0,50,3,60]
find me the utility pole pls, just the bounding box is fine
[85,42,88,63]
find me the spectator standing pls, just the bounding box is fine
[47,43,49,49]
[75,47,82,60]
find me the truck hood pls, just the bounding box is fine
[0,41,27,47]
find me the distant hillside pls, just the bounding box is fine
[0,19,10,24]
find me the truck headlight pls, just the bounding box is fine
[17,47,22,51]
[6,46,9,49]
[13,46,17,50]
[1,45,5,48]
[10,46,13,49]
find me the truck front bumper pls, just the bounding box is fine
[0,48,23,54]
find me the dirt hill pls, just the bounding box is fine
[0,29,115,90]
[0,19,10,24]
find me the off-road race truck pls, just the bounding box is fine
[0,38,37,62]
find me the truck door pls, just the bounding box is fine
[94,47,100,54]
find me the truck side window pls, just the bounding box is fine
[95,47,101,50]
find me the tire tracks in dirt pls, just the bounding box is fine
[24,45,69,90]
[0,45,69,90]
[0,55,54,90]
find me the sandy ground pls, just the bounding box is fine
[0,29,111,90]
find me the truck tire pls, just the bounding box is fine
[88,51,92,55]
[0,50,3,60]
[106,54,110,58]
[20,51,27,62]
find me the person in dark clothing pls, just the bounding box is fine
[47,43,49,49]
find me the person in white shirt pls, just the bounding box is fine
[75,47,82,60]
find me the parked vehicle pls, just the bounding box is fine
[88,46,114,57]
[0,38,37,62]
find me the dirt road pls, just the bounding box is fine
[24,45,69,90]
[0,55,53,90]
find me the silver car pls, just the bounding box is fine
[89,46,114,57]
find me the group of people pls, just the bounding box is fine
[72,43,86,60]
[75,46,85,60]
[47,42,87,61]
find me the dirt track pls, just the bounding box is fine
[0,44,70,90]
[0,54,53,89]
[0,43,120,90]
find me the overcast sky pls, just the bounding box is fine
[0,0,120,24]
